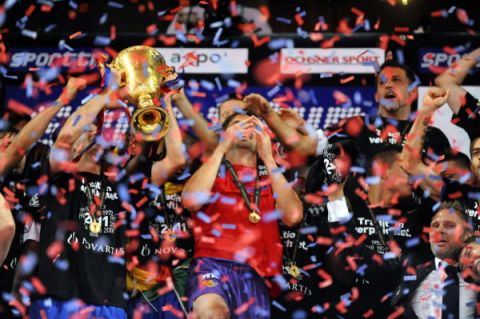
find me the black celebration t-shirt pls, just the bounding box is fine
[273,203,337,319]
[328,194,435,318]
[0,143,50,318]
[327,115,451,168]
[37,171,127,308]
[134,180,193,267]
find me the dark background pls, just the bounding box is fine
[1,0,480,108]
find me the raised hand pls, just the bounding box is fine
[250,116,274,163]
[58,77,87,104]
[278,108,305,129]
[243,93,273,118]
[421,87,449,116]
[217,117,255,154]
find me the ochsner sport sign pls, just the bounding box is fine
[158,48,249,74]
[280,48,385,74]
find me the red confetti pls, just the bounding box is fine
[294,13,304,26]
[7,99,33,116]
[387,306,405,319]
[394,27,409,33]
[69,31,83,40]
[317,269,333,288]
[25,4,36,16]
[135,196,149,208]
[390,34,406,46]
[340,75,355,84]
[110,25,117,40]
[431,10,446,17]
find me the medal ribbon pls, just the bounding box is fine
[223,160,260,215]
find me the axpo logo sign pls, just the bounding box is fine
[9,48,97,71]
[419,48,480,73]
[159,48,249,74]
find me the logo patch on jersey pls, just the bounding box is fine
[201,273,220,288]
[29,193,40,208]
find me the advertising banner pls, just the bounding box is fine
[159,48,249,74]
[280,48,385,74]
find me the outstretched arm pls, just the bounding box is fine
[0,77,86,177]
[50,74,123,173]
[172,86,218,153]
[0,193,15,265]
[151,97,186,185]
[399,87,450,201]
[435,47,480,114]
[244,93,324,157]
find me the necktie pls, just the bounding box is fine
[442,265,459,319]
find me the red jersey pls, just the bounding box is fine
[193,164,282,277]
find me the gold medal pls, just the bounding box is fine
[89,217,102,234]
[164,229,177,242]
[288,263,302,280]
[248,210,261,224]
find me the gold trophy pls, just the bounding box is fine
[106,45,172,141]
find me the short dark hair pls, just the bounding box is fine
[438,152,471,171]
[376,60,417,85]
[434,201,468,222]
[367,144,402,175]
[221,110,254,131]
[218,95,245,118]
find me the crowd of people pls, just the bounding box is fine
[1,46,480,319]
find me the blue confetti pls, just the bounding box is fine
[93,36,111,47]
[403,275,417,281]
[406,237,420,248]
[227,79,241,88]
[293,310,307,319]
[200,80,214,91]
[99,13,108,25]
[299,226,317,235]
[214,77,222,90]
[68,0,78,10]
[268,38,294,50]
[54,259,69,271]
[276,17,291,24]
[44,24,57,32]
[197,211,212,223]
[264,209,281,222]
[366,176,381,185]
[220,196,236,205]
[21,29,37,39]
[312,305,326,314]
[384,252,397,260]
[272,300,287,311]
[107,256,125,265]
[356,263,368,276]
[211,228,221,237]
[407,77,421,92]
[267,85,281,97]
[396,49,405,64]
[296,27,309,39]
[108,1,124,9]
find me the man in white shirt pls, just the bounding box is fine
[327,191,476,318]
